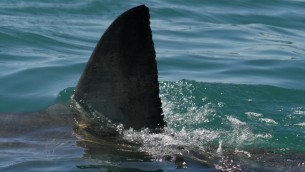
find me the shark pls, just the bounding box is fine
[0,5,166,138]
[0,5,177,170]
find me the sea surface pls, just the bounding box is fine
[1,0,305,171]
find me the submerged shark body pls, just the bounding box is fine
[1,5,305,172]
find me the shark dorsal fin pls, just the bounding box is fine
[73,5,166,131]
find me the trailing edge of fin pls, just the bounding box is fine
[73,5,166,131]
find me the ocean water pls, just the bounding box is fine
[1,0,305,171]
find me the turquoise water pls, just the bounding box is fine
[1,0,305,171]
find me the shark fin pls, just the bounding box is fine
[73,5,166,131]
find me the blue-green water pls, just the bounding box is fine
[1,0,305,171]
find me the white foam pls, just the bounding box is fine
[259,118,278,125]
[227,116,246,126]
[217,140,222,153]
[235,149,251,157]
[245,112,263,117]
[293,111,305,115]
[122,126,220,160]
[295,122,305,126]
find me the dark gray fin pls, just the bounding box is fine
[73,5,166,131]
